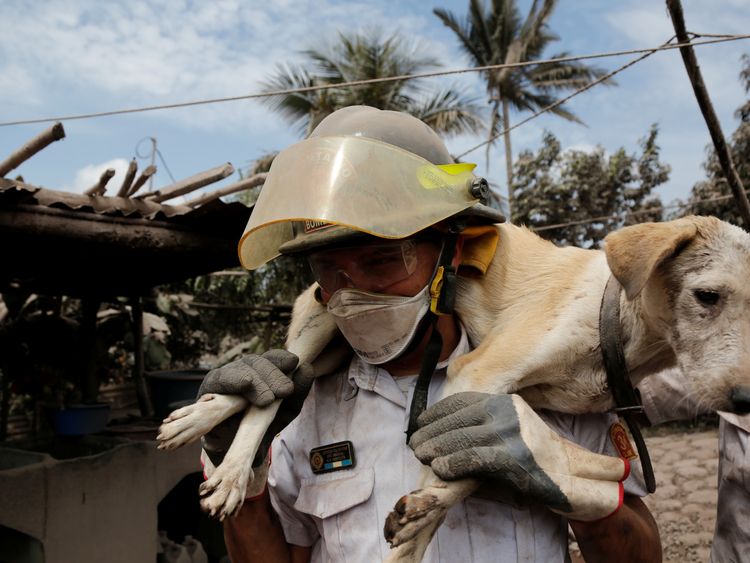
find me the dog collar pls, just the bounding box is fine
[599,274,656,494]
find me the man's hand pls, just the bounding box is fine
[199,349,314,467]
[409,392,630,521]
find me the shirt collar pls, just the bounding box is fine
[346,323,470,407]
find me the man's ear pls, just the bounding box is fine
[604,218,699,300]
[452,234,465,269]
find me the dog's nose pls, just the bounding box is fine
[730,386,750,414]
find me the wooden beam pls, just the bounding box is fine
[84,168,115,196]
[666,0,750,227]
[0,122,66,177]
[116,158,138,197]
[127,164,157,197]
[141,162,234,203]
[184,172,266,207]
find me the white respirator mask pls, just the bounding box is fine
[326,285,431,365]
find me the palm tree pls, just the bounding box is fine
[261,29,485,139]
[434,0,612,215]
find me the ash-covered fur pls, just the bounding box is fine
[443,216,750,416]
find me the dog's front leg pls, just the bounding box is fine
[383,472,480,563]
[157,393,248,450]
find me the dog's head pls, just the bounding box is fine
[604,215,750,414]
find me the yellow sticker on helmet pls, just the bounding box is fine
[436,163,477,175]
[417,163,477,190]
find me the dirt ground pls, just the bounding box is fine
[570,421,720,562]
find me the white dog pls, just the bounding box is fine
[158,215,750,562]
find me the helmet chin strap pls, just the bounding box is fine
[405,230,459,442]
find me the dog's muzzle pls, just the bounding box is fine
[730,386,750,414]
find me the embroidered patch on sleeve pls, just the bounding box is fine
[609,422,638,460]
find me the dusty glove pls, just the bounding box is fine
[199,349,314,467]
[409,392,630,522]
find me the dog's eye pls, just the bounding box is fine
[693,289,720,306]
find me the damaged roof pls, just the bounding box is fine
[0,179,253,297]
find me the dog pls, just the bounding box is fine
[157,215,750,562]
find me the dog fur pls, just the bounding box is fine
[157,215,750,561]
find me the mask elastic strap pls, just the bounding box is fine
[406,232,459,442]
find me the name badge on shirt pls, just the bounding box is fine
[309,441,356,474]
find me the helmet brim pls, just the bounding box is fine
[277,203,505,256]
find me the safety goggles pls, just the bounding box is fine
[307,238,439,295]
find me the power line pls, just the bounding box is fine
[0,34,748,128]
[531,189,747,233]
[155,148,177,184]
[455,37,673,159]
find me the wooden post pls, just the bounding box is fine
[127,165,157,197]
[666,0,750,227]
[130,296,154,417]
[0,359,10,441]
[116,158,138,197]
[140,163,234,203]
[80,298,101,404]
[0,122,66,177]
[184,172,266,207]
[84,168,116,196]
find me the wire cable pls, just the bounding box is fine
[455,37,674,159]
[0,35,748,128]
[531,188,747,233]
[155,148,177,184]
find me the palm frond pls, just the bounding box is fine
[412,86,487,137]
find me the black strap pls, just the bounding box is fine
[406,317,443,441]
[405,233,458,442]
[599,275,657,493]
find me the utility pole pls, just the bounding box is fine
[666,0,750,227]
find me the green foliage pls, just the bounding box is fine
[261,28,485,138]
[512,125,669,247]
[682,54,750,226]
[157,255,313,365]
[434,0,614,208]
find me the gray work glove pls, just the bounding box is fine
[199,349,314,467]
[409,392,631,521]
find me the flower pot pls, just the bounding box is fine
[145,369,207,419]
[51,403,111,436]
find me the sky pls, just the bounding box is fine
[1,0,749,209]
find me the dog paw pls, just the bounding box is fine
[156,394,229,450]
[383,488,448,548]
[199,460,253,521]
[383,541,422,563]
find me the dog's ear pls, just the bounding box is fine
[604,218,698,300]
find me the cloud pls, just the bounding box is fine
[64,158,131,193]
[0,0,453,133]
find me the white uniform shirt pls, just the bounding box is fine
[269,329,646,562]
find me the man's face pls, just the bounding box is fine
[308,237,442,303]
